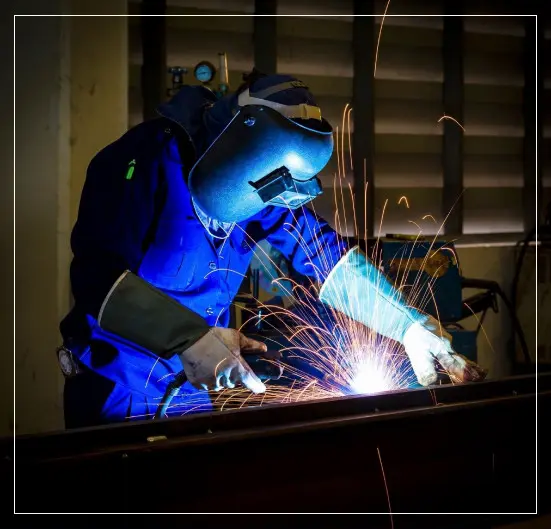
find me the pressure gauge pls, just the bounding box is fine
[194,61,216,84]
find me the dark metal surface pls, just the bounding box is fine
[8,372,544,460]
[5,373,547,524]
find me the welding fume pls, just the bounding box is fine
[57,54,486,429]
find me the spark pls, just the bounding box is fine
[347,107,354,170]
[429,387,438,406]
[398,196,409,208]
[377,446,394,529]
[156,29,486,419]
[363,158,368,243]
[335,126,342,180]
[374,0,392,78]
[214,358,227,380]
[463,302,497,358]
[438,113,466,132]
[145,356,160,389]
[204,268,247,279]
[341,103,350,180]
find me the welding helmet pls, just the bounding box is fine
[188,75,334,224]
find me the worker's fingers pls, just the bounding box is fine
[228,368,241,388]
[405,346,438,386]
[237,358,266,394]
[434,346,487,383]
[221,373,236,389]
[239,333,268,354]
[198,380,221,391]
[215,373,227,391]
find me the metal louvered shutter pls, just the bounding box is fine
[127,3,537,239]
[373,0,445,237]
[276,0,355,234]
[276,0,446,236]
[462,12,525,235]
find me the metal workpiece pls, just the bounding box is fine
[6,373,546,521]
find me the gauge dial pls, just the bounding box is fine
[194,61,216,83]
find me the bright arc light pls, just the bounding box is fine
[349,357,395,396]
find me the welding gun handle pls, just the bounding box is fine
[243,352,283,381]
[155,352,282,419]
[173,352,281,388]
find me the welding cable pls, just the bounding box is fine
[463,278,531,365]
[512,202,551,314]
[496,285,532,365]
[154,355,283,419]
[154,371,189,420]
[511,227,536,315]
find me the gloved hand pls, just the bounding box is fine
[403,314,487,386]
[97,271,270,394]
[179,327,268,393]
[319,246,487,388]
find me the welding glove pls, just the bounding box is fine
[402,314,485,385]
[178,327,267,392]
[98,271,267,393]
[319,246,486,386]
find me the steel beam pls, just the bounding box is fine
[5,374,547,520]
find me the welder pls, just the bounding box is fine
[59,70,486,428]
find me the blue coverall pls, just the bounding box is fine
[60,84,345,427]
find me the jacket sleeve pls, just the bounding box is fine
[252,204,348,283]
[66,130,209,352]
[68,139,162,319]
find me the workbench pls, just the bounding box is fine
[4,373,548,528]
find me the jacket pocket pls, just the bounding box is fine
[139,215,202,290]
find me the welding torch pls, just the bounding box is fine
[154,353,283,419]
[95,271,283,419]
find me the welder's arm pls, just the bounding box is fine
[254,207,485,386]
[66,141,265,393]
[318,246,487,386]
[255,204,348,284]
[98,271,266,393]
[66,145,162,324]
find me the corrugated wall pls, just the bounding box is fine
[127,1,536,237]
[462,8,525,234]
[128,0,256,127]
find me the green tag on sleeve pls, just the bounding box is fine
[125,159,136,180]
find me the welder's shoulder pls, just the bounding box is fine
[87,119,168,181]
